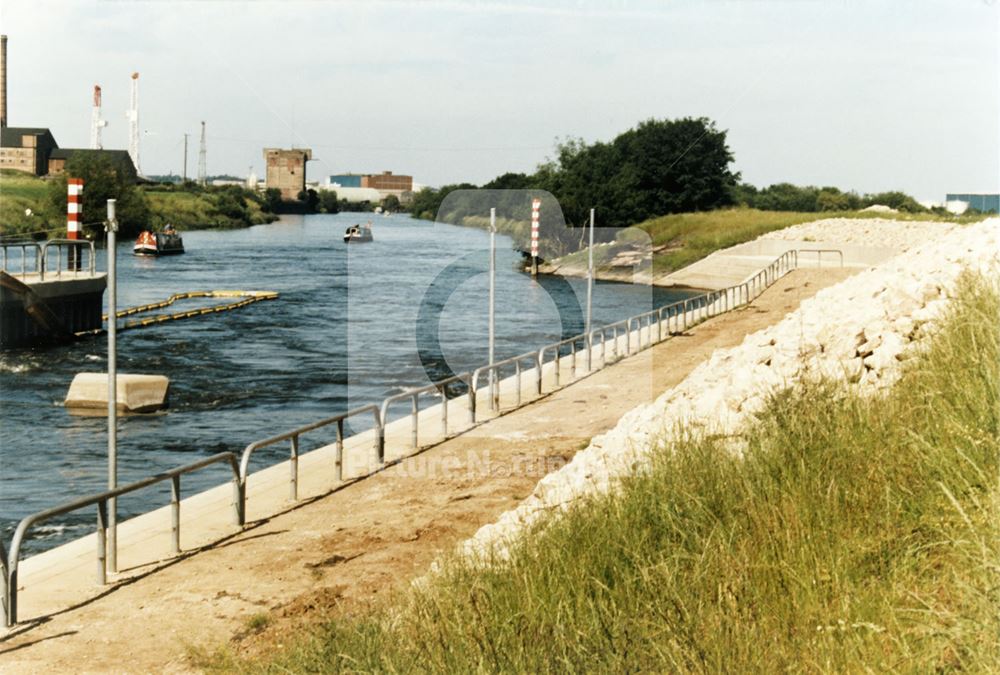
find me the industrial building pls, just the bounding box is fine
[945,193,999,215]
[0,35,136,180]
[264,148,313,199]
[0,126,58,175]
[327,170,414,202]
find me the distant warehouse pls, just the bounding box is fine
[945,193,999,215]
[326,170,413,203]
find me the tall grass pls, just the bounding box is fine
[210,273,999,673]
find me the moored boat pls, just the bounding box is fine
[344,222,374,244]
[134,226,185,256]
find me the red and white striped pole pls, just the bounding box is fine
[530,197,541,277]
[67,178,84,269]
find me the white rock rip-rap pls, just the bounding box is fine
[461,219,999,561]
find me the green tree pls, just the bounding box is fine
[381,194,400,212]
[263,188,283,212]
[297,188,320,213]
[319,190,340,213]
[48,153,150,237]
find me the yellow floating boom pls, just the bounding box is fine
[75,290,279,337]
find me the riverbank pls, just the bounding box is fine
[0,266,852,671]
[0,170,276,238]
[537,209,984,288]
[224,218,999,673]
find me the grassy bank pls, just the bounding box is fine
[205,271,999,672]
[550,207,986,276]
[143,187,276,230]
[0,169,62,238]
[0,171,276,238]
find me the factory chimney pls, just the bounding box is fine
[1,35,8,128]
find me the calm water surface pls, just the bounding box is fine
[0,214,696,554]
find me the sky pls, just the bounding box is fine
[1,0,997,201]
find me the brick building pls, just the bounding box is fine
[0,127,58,175]
[264,148,313,199]
[361,170,413,199]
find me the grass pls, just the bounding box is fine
[0,169,62,238]
[202,271,999,672]
[0,169,276,237]
[548,207,988,276]
[143,189,274,230]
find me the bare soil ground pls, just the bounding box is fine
[0,269,854,673]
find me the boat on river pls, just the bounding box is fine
[134,226,185,256]
[344,222,373,244]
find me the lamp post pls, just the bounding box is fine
[488,207,497,410]
[105,199,118,574]
[586,208,594,371]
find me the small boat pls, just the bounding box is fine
[134,226,185,256]
[344,222,374,244]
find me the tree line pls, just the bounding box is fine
[407,116,937,234]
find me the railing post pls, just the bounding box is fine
[440,385,448,438]
[96,499,108,586]
[411,394,419,449]
[587,333,593,371]
[0,539,7,628]
[233,475,245,527]
[570,340,577,378]
[553,348,560,387]
[170,475,181,555]
[535,354,542,395]
[468,378,477,424]
[336,419,344,481]
[289,435,299,501]
[515,360,522,407]
[375,411,385,466]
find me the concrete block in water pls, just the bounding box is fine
[65,373,169,414]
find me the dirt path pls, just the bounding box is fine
[0,269,854,673]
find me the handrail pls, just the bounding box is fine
[40,239,97,280]
[380,373,474,453]
[0,242,42,277]
[240,403,382,497]
[797,248,844,267]
[0,245,838,627]
[2,452,241,627]
[538,332,589,387]
[471,349,542,411]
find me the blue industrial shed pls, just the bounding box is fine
[946,193,999,214]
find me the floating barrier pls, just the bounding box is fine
[73,290,278,337]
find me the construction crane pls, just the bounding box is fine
[126,72,140,174]
[89,85,107,149]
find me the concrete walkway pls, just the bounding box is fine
[0,268,855,673]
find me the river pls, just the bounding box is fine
[0,213,697,554]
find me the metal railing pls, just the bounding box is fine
[472,349,542,411]
[40,239,97,280]
[797,248,845,268]
[0,242,42,277]
[380,373,475,453]
[0,246,835,628]
[2,452,241,626]
[240,404,383,497]
[0,240,98,281]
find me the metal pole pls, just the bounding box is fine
[586,208,594,371]
[106,199,118,574]
[488,208,496,411]
[182,133,188,183]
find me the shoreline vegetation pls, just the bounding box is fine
[202,272,999,672]
[0,170,381,241]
